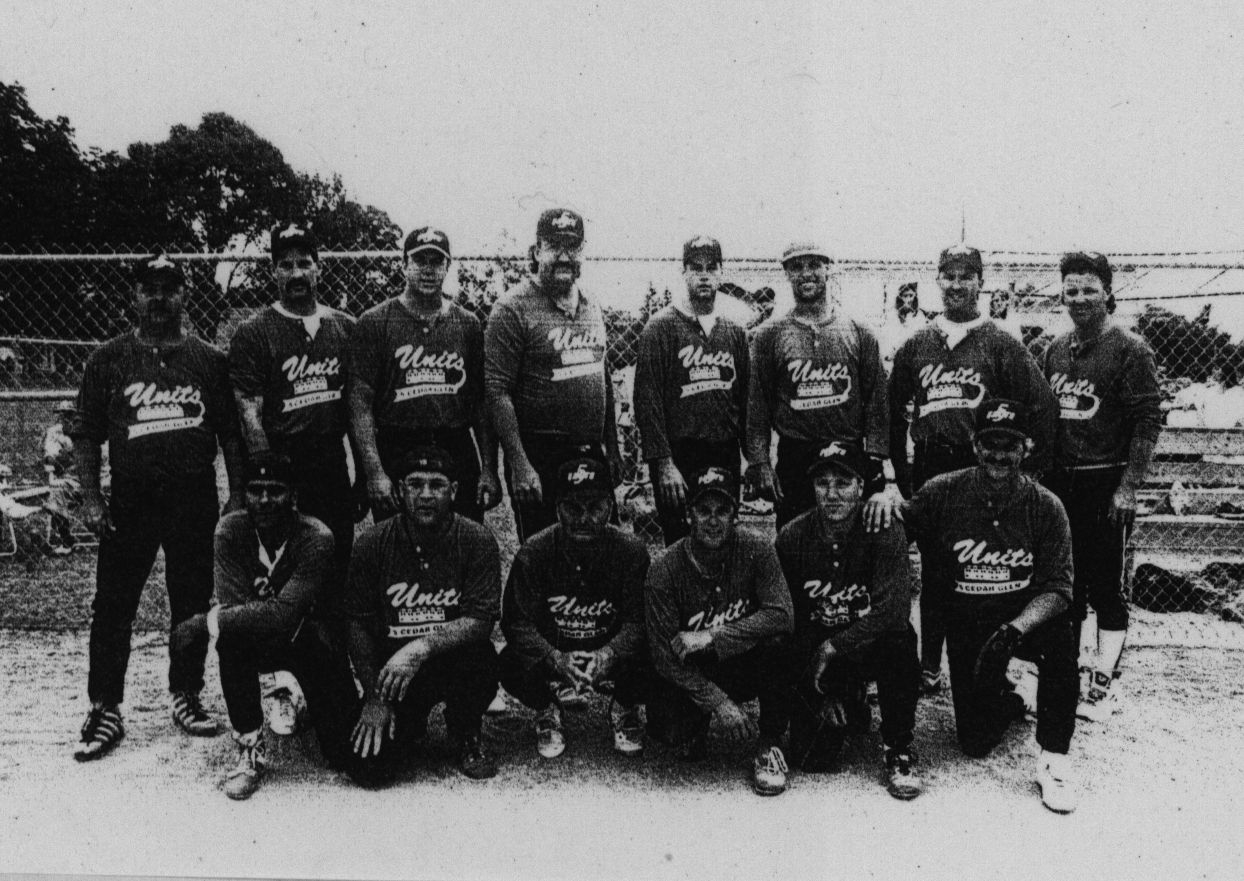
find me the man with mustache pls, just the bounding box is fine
[902,398,1079,813]
[70,254,246,761]
[349,226,499,523]
[633,235,750,545]
[889,244,1058,694]
[485,208,621,541]
[499,458,652,758]
[644,467,795,796]
[229,223,362,633]
[746,242,896,530]
[1040,251,1162,723]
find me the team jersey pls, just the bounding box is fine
[501,523,650,665]
[345,513,501,649]
[228,304,354,441]
[349,298,484,432]
[484,279,607,443]
[633,307,749,461]
[1041,323,1163,468]
[903,467,1073,621]
[72,332,238,486]
[746,313,888,464]
[775,508,912,656]
[645,529,793,711]
[213,510,334,638]
[889,320,1058,469]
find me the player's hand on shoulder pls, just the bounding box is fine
[863,484,902,532]
[367,471,398,520]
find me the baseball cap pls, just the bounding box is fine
[686,466,739,507]
[1059,250,1113,293]
[806,440,869,482]
[974,398,1030,441]
[781,241,832,266]
[132,253,185,286]
[391,445,456,482]
[555,458,612,500]
[536,209,585,246]
[683,235,723,266]
[937,244,983,277]
[404,226,452,261]
[270,222,319,262]
[244,451,294,487]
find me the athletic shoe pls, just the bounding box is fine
[223,730,266,801]
[883,747,923,801]
[752,744,789,796]
[1077,671,1119,723]
[555,683,589,711]
[260,671,305,736]
[456,732,497,780]
[920,668,944,695]
[170,691,219,736]
[73,704,124,762]
[1036,750,1078,813]
[611,704,644,756]
[1078,664,1095,701]
[535,705,566,759]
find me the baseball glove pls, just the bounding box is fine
[972,623,1022,700]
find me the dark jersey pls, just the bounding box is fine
[71,332,238,486]
[633,307,749,460]
[349,298,484,432]
[228,304,354,441]
[1041,323,1163,467]
[484,279,608,443]
[747,313,888,464]
[501,523,650,665]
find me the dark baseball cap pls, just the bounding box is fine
[536,208,585,246]
[975,398,1030,441]
[391,445,456,482]
[270,222,318,262]
[244,451,294,487]
[683,235,723,266]
[938,244,983,277]
[1060,250,1113,293]
[806,441,869,482]
[781,241,832,265]
[686,466,739,507]
[132,253,185,286]
[555,458,612,500]
[404,226,452,261]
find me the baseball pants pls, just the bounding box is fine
[652,438,740,546]
[507,432,608,542]
[497,645,658,710]
[379,425,486,523]
[87,473,218,706]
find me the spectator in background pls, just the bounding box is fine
[43,400,83,554]
[1167,352,1244,429]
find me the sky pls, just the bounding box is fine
[5,0,1244,261]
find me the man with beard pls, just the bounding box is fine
[229,223,362,629]
[1041,251,1162,723]
[746,242,897,530]
[902,399,1079,813]
[499,458,652,758]
[349,226,499,523]
[644,467,795,796]
[633,235,749,545]
[342,446,501,786]
[71,254,246,761]
[776,441,922,799]
[485,208,621,541]
[889,244,1058,693]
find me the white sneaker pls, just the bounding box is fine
[611,705,644,756]
[224,730,267,801]
[1011,661,1039,718]
[260,671,306,736]
[555,683,589,710]
[1076,670,1119,723]
[752,744,789,796]
[535,705,566,759]
[1036,750,1078,813]
[485,688,509,715]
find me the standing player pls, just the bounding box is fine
[71,254,246,761]
[342,446,501,785]
[746,242,896,529]
[902,399,1079,813]
[776,442,922,799]
[349,226,499,522]
[485,208,621,541]
[633,235,749,545]
[645,467,795,796]
[499,458,652,757]
[1041,251,1162,722]
[229,223,362,626]
[889,244,1058,693]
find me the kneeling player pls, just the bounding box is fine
[776,442,922,799]
[171,453,360,800]
[903,399,1079,813]
[499,458,653,758]
[342,447,501,786]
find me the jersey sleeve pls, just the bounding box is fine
[1119,339,1164,444]
[644,556,730,712]
[500,546,558,670]
[457,522,502,624]
[227,318,266,398]
[828,525,912,657]
[347,310,384,393]
[633,320,672,461]
[484,299,524,399]
[857,323,891,458]
[71,347,110,444]
[1031,489,1074,605]
[344,526,382,620]
[205,346,242,445]
[745,323,777,465]
[710,539,794,659]
[605,538,651,661]
[463,312,486,415]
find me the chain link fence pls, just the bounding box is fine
[2,245,1243,623]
